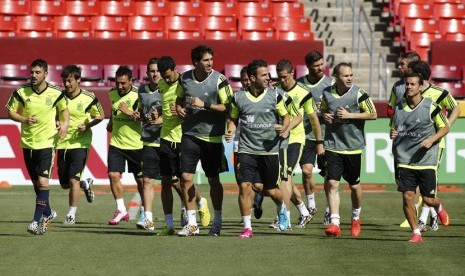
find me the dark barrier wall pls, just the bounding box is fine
[430,41,465,65]
[0,38,323,70]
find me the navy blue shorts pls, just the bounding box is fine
[107,145,142,177]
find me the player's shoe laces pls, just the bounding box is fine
[253,193,264,219]
[39,210,57,235]
[238,228,253,239]
[108,210,129,225]
[63,215,75,225]
[177,224,199,236]
[27,221,39,235]
[323,211,331,225]
[438,208,450,227]
[296,215,312,228]
[269,216,279,229]
[277,206,289,231]
[136,208,146,229]
[198,199,211,227]
[408,233,423,243]
[208,222,221,236]
[81,178,95,203]
[308,207,318,217]
[157,226,175,236]
[350,219,361,237]
[429,216,439,231]
[325,224,341,237]
[180,208,188,227]
[418,220,427,232]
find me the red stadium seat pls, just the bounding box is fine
[276,31,314,41]
[241,30,276,41]
[0,64,29,86]
[100,0,134,16]
[439,18,465,35]
[94,30,128,39]
[55,16,91,38]
[168,30,202,39]
[224,64,247,91]
[203,2,237,17]
[434,82,465,99]
[169,1,204,16]
[409,32,443,49]
[430,65,461,82]
[204,30,239,40]
[16,16,54,38]
[204,16,236,31]
[128,16,165,39]
[165,16,202,32]
[445,32,465,40]
[397,3,434,25]
[175,64,195,74]
[275,17,311,32]
[134,1,169,17]
[0,0,29,15]
[31,0,65,16]
[56,30,91,38]
[403,18,439,41]
[238,2,273,18]
[91,16,127,35]
[434,3,465,19]
[65,1,100,16]
[239,17,274,33]
[0,15,16,31]
[272,2,305,18]
[432,0,462,3]
[47,64,65,86]
[77,64,104,87]
[392,0,431,17]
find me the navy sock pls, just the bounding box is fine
[33,189,49,222]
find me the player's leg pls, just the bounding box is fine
[139,145,160,231]
[324,151,342,237]
[344,153,362,237]
[107,146,129,225]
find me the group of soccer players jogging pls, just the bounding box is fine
[5,45,458,242]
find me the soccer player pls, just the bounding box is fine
[156,56,211,235]
[6,59,69,235]
[296,50,334,225]
[106,66,144,226]
[175,45,232,236]
[57,65,104,225]
[225,59,291,238]
[408,60,460,232]
[390,72,450,243]
[386,51,422,228]
[320,62,377,237]
[135,58,163,232]
[275,59,324,229]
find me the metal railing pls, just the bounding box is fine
[357,6,374,95]
[378,53,390,100]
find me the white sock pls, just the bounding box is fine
[68,206,77,217]
[297,202,310,216]
[164,214,174,228]
[197,197,206,208]
[214,210,222,225]
[145,211,153,221]
[413,228,421,235]
[187,210,197,226]
[242,215,252,230]
[430,207,437,218]
[287,211,291,227]
[352,207,361,221]
[307,193,316,209]
[116,198,126,212]
[419,206,430,223]
[330,214,340,225]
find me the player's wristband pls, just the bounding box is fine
[204,102,211,109]
[316,140,323,144]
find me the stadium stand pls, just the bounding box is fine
[0,64,29,85]
[430,64,462,82]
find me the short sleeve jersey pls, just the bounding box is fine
[56,89,104,149]
[6,83,67,149]
[109,86,143,150]
[158,78,182,143]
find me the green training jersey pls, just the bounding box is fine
[158,78,182,143]
[6,82,67,149]
[109,86,143,150]
[56,89,104,149]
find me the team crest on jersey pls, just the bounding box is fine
[125,100,131,106]
[45,96,53,106]
[77,102,84,111]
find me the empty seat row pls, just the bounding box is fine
[0,15,313,41]
[0,1,305,18]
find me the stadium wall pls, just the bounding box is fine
[1,118,464,185]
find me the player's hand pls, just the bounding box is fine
[274,124,285,136]
[390,129,398,140]
[190,97,204,108]
[131,111,140,121]
[118,102,130,115]
[176,105,188,119]
[26,115,37,125]
[170,104,177,116]
[323,112,334,124]
[225,130,235,142]
[151,106,159,120]
[77,123,87,132]
[316,144,325,156]
[337,107,351,119]
[57,121,69,140]
[420,138,434,149]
